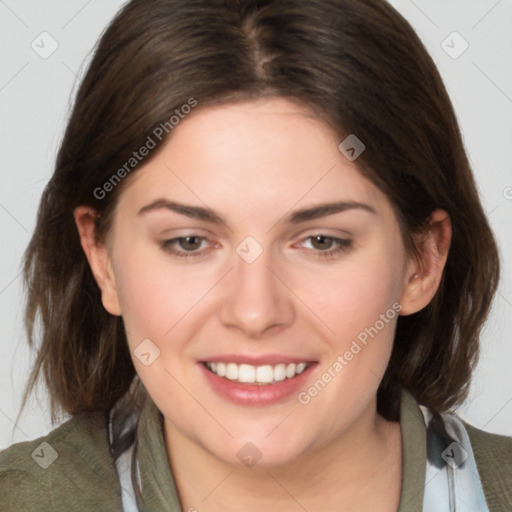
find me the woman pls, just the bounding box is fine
[1,0,510,510]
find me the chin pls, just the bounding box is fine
[200,428,314,469]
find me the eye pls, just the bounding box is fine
[161,235,211,258]
[160,233,353,260]
[298,235,353,259]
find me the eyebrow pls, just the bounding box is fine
[137,199,376,225]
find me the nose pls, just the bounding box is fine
[219,246,295,339]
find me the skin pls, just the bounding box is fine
[75,98,451,511]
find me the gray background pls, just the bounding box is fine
[1,0,511,448]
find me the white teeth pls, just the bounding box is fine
[216,362,226,377]
[256,365,274,383]
[205,361,310,384]
[226,363,238,380]
[296,362,307,374]
[286,363,296,378]
[238,364,256,383]
[274,363,287,382]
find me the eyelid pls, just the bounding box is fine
[157,226,215,237]
[292,225,353,237]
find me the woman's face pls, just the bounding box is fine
[103,98,416,467]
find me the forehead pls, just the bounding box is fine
[115,98,392,223]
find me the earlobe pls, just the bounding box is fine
[73,206,122,316]
[399,209,452,316]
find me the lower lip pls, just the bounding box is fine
[199,362,317,406]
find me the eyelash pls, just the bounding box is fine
[160,234,353,260]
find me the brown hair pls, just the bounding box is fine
[19,0,499,431]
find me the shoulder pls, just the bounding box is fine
[0,411,122,512]
[464,421,512,510]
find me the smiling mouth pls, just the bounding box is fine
[202,361,313,385]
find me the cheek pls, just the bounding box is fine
[293,251,403,425]
[297,247,404,343]
[112,239,213,345]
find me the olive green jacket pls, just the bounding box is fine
[1,390,511,511]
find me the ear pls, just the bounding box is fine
[73,206,122,316]
[399,209,452,316]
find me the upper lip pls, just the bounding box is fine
[200,354,317,366]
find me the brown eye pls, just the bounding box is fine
[310,235,336,250]
[161,235,210,258]
[298,235,353,259]
[177,236,203,251]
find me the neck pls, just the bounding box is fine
[164,400,402,512]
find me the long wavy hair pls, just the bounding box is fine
[19,0,499,460]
